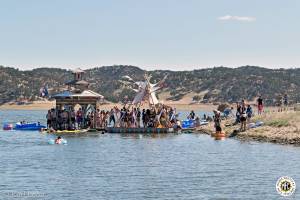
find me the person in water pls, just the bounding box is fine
[213,110,222,133]
[55,136,62,144]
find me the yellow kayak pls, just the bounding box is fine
[42,129,88,134]
[55,130,85,134]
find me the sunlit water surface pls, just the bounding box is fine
[0,110,299,200]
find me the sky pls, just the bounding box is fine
[0,0,300,70]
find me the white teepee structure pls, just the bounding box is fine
[131,74,167,106]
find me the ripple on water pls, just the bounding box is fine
[0,110,300,199]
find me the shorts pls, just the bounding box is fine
[77,117,82,123]
[258,104,263,111]
[241,117,246,122]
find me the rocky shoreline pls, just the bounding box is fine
[196,110,300,146]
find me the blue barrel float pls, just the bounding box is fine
[14,122,46,131]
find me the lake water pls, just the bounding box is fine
[0,110,299,199]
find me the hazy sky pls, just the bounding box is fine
[0,0,299,70]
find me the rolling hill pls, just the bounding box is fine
[1,65,299,105]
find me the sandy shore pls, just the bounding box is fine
[0,101,56,110]
[0,101,217,112]
[197,108,300,146]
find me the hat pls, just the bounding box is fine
[213,109,220,114]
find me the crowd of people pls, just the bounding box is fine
[105,106,178,129]
[213,97,260,133]
[46,94,291,134]
[46,105,182,130]
[213,94,294,133]
[235,99,253,131]
[46,108,78,130]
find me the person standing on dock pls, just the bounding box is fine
[46,110,51,129]
[109,109,116,127]
[71,109,76,129]
[114,107,121,127]
[76,108,83,129]
[142,109,146,127]
[50,109,57,129]
[136,108,141,128]
[62,109,69,130]
[132,108,138,128]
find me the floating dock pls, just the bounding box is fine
[106,127,175,134]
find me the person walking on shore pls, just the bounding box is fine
[240,101,247,131]
[246,104,253,123]
[257,96,263,115]
[235,102,241,124]
[283,94,288,111]
[240,113,247,131]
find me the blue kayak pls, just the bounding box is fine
[14,122,46,131]
[182,119,208,128]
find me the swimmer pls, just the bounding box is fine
[55,136,62,144]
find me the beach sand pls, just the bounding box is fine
[0,100,217,112]
[0,101,55,110]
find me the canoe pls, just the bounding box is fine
[106,127,175,134]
